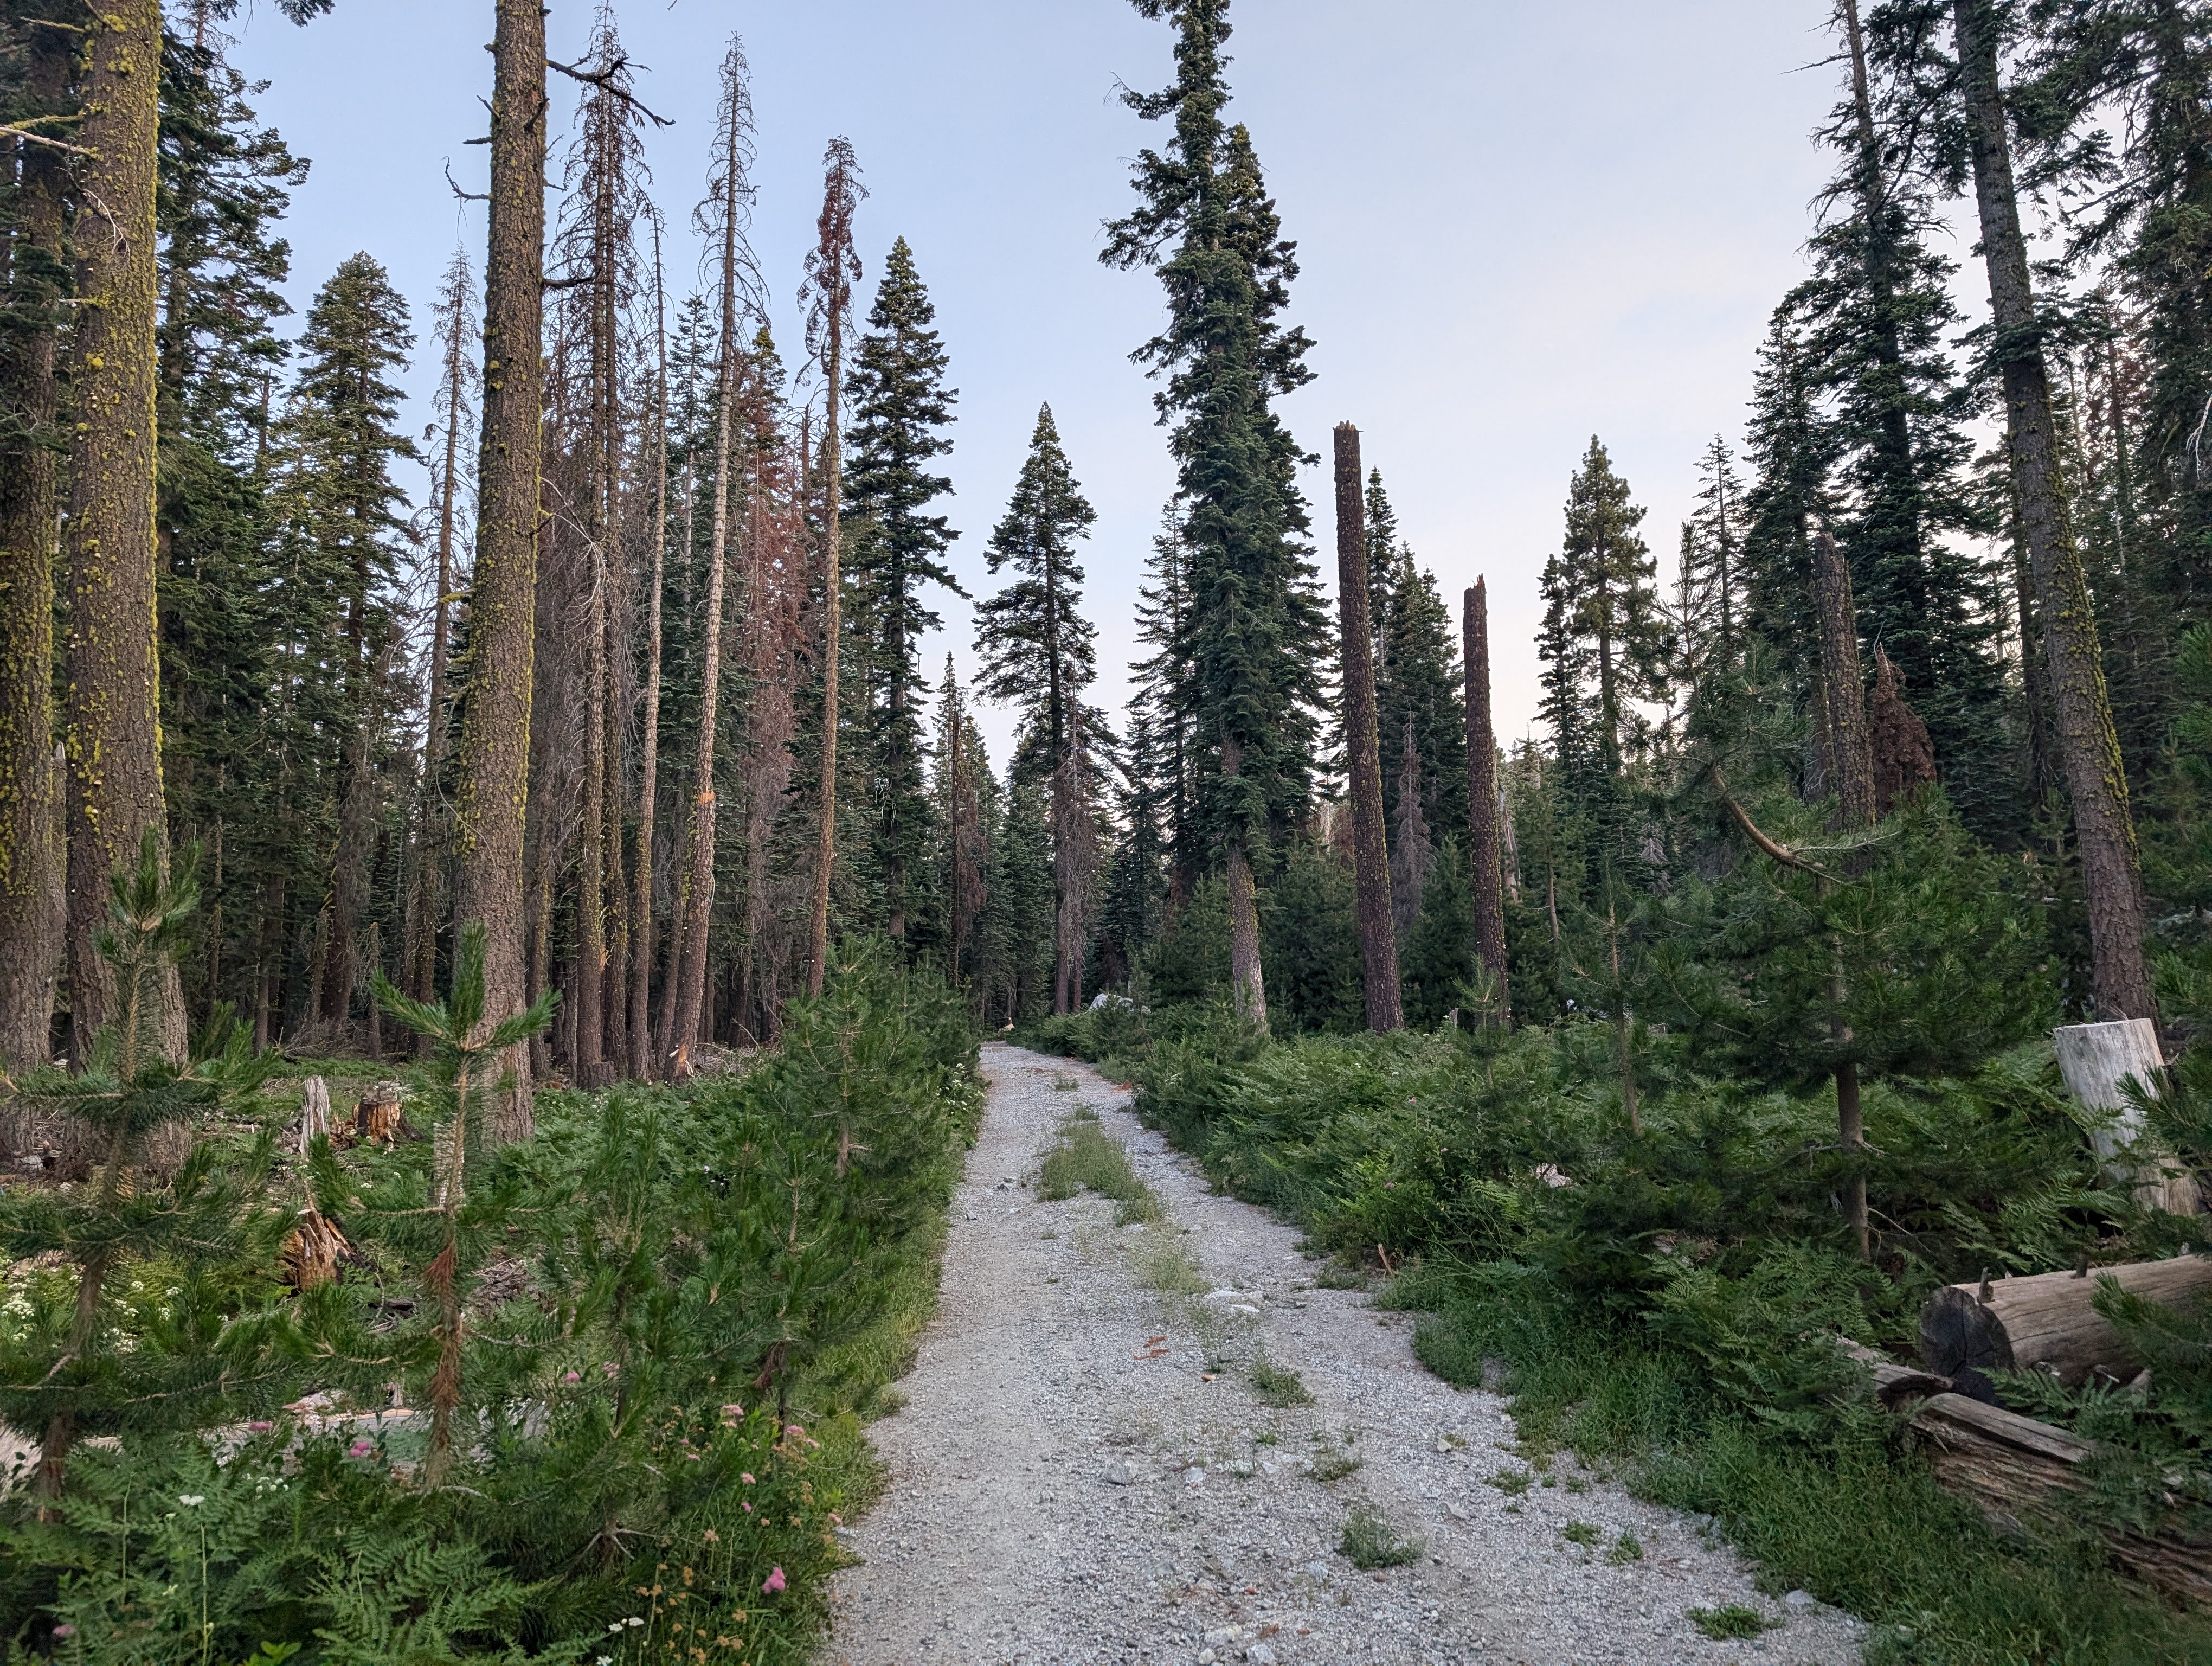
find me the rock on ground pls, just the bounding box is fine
[827,1045,1863,1666]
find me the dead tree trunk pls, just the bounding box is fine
[803,139,864,999]
[1333,425,1401,1034]
[452,0,548,1137]
[64,0,186,1065]
[668,47,752,1075]
[0,24,69,1074]
[629,228,669,1080]
[1464,579,1510,1025]
[1955,0,2156,1023]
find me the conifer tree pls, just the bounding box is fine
[1364,469,1467,865]
[846,236,960,945]
[975,404,1101,1013]
[1131,506,1197,905]
[1797,0,2011,835]
[1104,0,1327,1032]
[1538,438,1668,865]
[280,254,417,1037]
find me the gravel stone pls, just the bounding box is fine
[827,1045,1867,1664]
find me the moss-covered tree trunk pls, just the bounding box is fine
[1463,579,1510,1024]
[1954,0,2156,1023]
[0,24,70,1075]
[1813,526,1875,1258]
[1333,424,1401,1033]
[452,0,547,1136]
[64,2,184,1065]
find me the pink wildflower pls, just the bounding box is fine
[762,1567,786,1594]
[347,1438,375,1459]
[741,1472,755,1485]
[248,1420,273,1433]
[563,1370,581,1383]
[51,1627,74,1640]
[742,1502,754,1514]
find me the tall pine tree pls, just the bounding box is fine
[1103,0,1327,1031]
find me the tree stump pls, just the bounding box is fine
[297,1076,332,1156]
[353,1081,415,1146]
[2054,1018,2197,1213]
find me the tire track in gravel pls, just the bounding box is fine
[827,1043,1864,1666]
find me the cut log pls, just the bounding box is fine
[1913,1391,2212,1606]
[2054,1018,2199,1213]
[1920,1256,2212,1389]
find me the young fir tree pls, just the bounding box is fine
[1364,469,1467,866]
[982,779,1053,1026]
[1676,436,1745,710]
[1130,505,1197,906]
[1094,709,1172,992]
[4,834,278,1504]
[277,255,418,1037]
[846,236,960,949]
[1538,437,1669,868]
[974,404,1102,1014]
[1103,0,1327,1031]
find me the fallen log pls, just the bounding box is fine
[1913,1391,2212,1606]
[1920,1257,2212,1389]
[1837,1337,1952,1411]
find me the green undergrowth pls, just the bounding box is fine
[1045,1005,2212,1665]
[0,933,982,1664]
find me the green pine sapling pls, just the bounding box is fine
[363,923,554,1482]
[0,831,277,1505]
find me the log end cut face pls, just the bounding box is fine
[1921,1284,2015,1380]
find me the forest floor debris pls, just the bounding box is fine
[827,1045,1866,1665]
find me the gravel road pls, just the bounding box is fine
[827,1044,1864,1666]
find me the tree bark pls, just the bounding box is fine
[1954,0,2156,1023]
[1333,425,1401,1033]
[1225,838,1267,1034]
[0,23,69,1075]
[1812,529,1876,830]
[1463,579,1510,1025]
[452,0,548,1137]
[64,1,185,1065]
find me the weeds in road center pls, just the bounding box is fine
[1038,1108,1160,1225]
[1689,1605,1774,1640]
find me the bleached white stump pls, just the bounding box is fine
[2054,1018,2197,1213]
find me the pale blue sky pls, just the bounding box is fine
[228,0,1856,765]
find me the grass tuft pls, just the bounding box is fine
[1486,1465,1532,1496]
[1249,1355,1314,1407]
[1339,1504,1424,1570]
[1688,1605,1772,1641]
[1310,1450,1363,1483]
[1561,1520,1601,1547]
[1606,1530,1643,1564]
